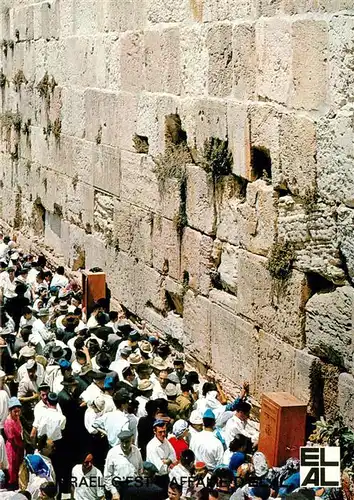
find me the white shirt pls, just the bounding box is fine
[87,315,98,329]
[109,359,129,381]
[27,268,39,286]
[0,390,9,429]
[71,464,104,500]
[224,415,259,446]
[0,434,8,469]
[146,436,176,476]
[80,383,103,406]
[190,430,224,471]
[2,273,17,299]
[0,242,8,259]
[33,407,66,441]
[106,321,118,334]
[169,463,192,497]
[50,273,69,289]
[104,452,135,495]
[17,362,45,385]
[108,444,142,475]
[44,364,61,392]
[19,315,35,329]
[152,380,167,400]
[33,399,62,421]
[92,409,130,447]
[32,318,55,343]
[136,395,149,419]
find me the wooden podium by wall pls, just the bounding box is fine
[82,270,106,319]
[258,392,307,467]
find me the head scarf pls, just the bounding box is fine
[253,451,269,477]
[172,419,188,438]
[24,454,50,478]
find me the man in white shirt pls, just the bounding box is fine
[152,369,169,400]
[136,380,154,419]
[189,409,224,472]
[17,347,45,384]
[146,420,177,496]
[105,430,143,483]
[31,392,66,442]
[71,453,104,500]
[30,308,55,354]
[224,400,259,447]
[169,449,195,498]
[109,346,131,380]
[80,371,105,407]
[33,383,62,421]
[50,266,69,290]
[91,390,130,447]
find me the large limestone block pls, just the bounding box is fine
[147,0,190,23]
[338,373,354,429]
[181,227,214,295]
[338,206,354,281]
[237,179,276,257]
[183,291,212,365]
[120,32,144,93]
[218,243,238,294]
[72,0,98,36]
[211,305,258,389]
[238,250,307,348]
[256,331,295,397]
[317,110,354,206]
[215,175,242,246]
[293,349,320,406]
[306,287,354,371]
[120,151,160,213]
[107,250,136,312]
[61,88,85,139]
[202,0,252,20]
[180,25,208,96]
[206,23,233,98]
[144,27,181,95]
[209,288,239,316]
[152,216,181,280]
[60,36,92,87]
[329,16,354,109]
[114,200,153,266]
[93,145,120,198]
[227,102,251,180]
[291,20,328,111]
[279,113,317,197]
[186,165,215,236]
[134,260,166,317]
[233,22,256,100]
[98,0,145,32]
[256,18,292,105]
[116,92,138,152]
[93,190,115,239]
[160,178,181,221]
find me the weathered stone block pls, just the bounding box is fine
[215,175,243,246]
[184,291,212,365]
[186,164,215,235]
[93,145,120,197]
[160,178,181,221]
[61,88,85,139]
[233,22,256,100]
[218,243,238,294]
[291,20,328,111]
[338,206,354,281]
[134,260,166,316]
[152,216,181,280]
[202,0,252,20]
[72,0,98,36]
[338,372,354,429]
[293,349,320,406]
[306,286,354,372]
[211,305,258,389]
[256,330,295,397]
[256,18,292,105]
[209,288,239,316]
[238,179,276,257]
[120,151,160,212]
[279,113,317,197]
[227,102,251,180]
[120,32,144,93]
[144,28,181,95]
[206,23,233,98]
[98,0,145,32]
[180,25,208,96]
[181,227,214,295]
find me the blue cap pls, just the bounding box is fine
[8,397,22,410]
[153,419,167,428]
[148,336,159,345]
[203,408,215,419]
[59,359,71,370]
[104,376,115,390]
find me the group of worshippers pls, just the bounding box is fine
[0,234,338,500]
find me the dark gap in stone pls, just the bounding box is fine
[251,146,272,181]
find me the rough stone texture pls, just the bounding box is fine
[2,0,354,424]
[338,372,354,429]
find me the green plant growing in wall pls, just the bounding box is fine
[72,173,79,190]
[0,111,15,135]
[12,112,21,133]
[152,142,190,190]
[0,70,6,89]
[43,121,52,142]
[37,71,52,108]
[13,70,28,92]
[8,40,14,51]
[267,240,295,281]
[199,137,233,178]
[95,125,102,145]
[1,40,8,57]
[22,118,31,137]
[133,134,149,154]
[15,30,19,42]
[10,143,19,161]
[52,118,61,143]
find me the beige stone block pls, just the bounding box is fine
[114,200,153,266]
[13,5,34,41]
[209,288,239,316]
[180,25,208,96]
[152,216,181,280]
[60,36,92,87]
[93,190,115,240]
[233,22,256,100]
[215,175,243,246]
[203,0,253,20]
[61,88,85,139]
[206,23,233,98]
[256,330,295,397]
[227,102,251,180]
[306,286,354,372]
[72,0,98,36]
[98,0,145,32]
[93,145,120,197]
[183,290,212,365]
[181,227,214,295]
[106,250,136,312]
[59,0,75,37]
[145,28,181,95]
[120,32,144,93]
[291,20,328,111]
[116,92,138,152]
[238,179,276,257]
[256,18,292,105]
[338,373,354,429]
[84,89,119,146]
[211,305,258,388]
[293,349,320,406]
[338,206,354,281]
[255,0,282,16]
[120,151,160,213]
[218,243,238,294]
[160,178,182,221]
[147,0,189,23]
[186,164,215,235]
[279,113,317,197]
[135,260,166,317]
[66,181,94,229]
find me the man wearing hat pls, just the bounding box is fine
[44,345,65,391]
[31,392,66,443]
[224,400,258,447]
[152,367,169,400]
[92,390,130,447]
[146,420,177,496]
[105,429,143,482]
[188,410,203,437]
[33,383,63,421]
[115,329,140,360]
[80,370,105,406]
[17,346,44,383]
[30,308,54,355]
[136,379,154,418]
[165,383,181,420]
[189,409,223,471]
[117,366,137,397]
[109,345,131,380]
[71,452,104,500]
[55,301,69,331]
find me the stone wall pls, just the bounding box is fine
[0,0,354,423]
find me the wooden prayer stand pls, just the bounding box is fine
[81,270,106,319]
[258,392,307,467]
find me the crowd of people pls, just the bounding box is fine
[0,234,340,500]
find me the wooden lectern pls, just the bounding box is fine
[81,270,106,319]
[258,392,307,467]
